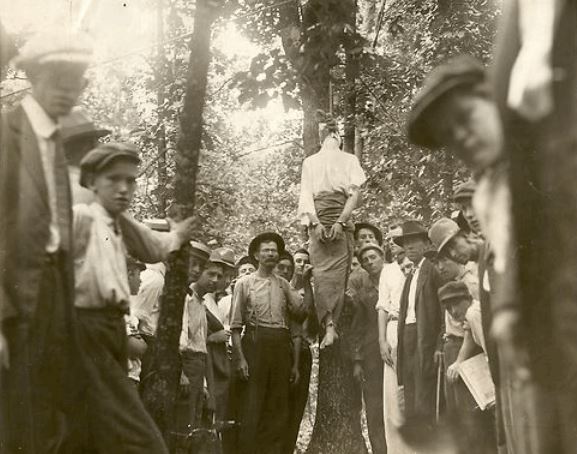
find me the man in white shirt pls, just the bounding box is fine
[0,31,94,453]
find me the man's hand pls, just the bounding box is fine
[327,223,343,242]
[313,224,327,243]
[207,329,230,344]
[290,365,300,386]
[380,340,394,367]
[236,356,249,381]
[168,215,200,243]
[353,362,365,384]
[0,331,8,369]
[446,362,460,383]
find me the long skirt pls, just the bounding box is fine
[308,191,354,325]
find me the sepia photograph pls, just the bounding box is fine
[0,0,574,453]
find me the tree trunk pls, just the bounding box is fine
[306,297,368,454]
[343,3,358,155]
[140,1,220,450]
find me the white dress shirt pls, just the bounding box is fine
[21,95,60,252]
[405,258,425,325]
[376,261,405,317]
[297,134,367,225]
[133,263,166,336]
[180,287,209,354]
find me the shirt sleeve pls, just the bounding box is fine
[347,155,367,192]
[376,266,391,312]
[132,271,164,336]
[230,278,247,330]
[297,159,316,226]
[118,214,183,263]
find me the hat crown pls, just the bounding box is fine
[438,280,471,302]
[212,247,236,267]
[400,220,427,236]
[15,30,94,70]
[428,218,460,251]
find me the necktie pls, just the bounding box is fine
[52,130,72,251]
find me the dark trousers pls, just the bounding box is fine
[238,327,291,454]
[75,308,168,454]
[363,347,387,454]
[401,324,419,420]
[180,351,207,430]
[1,255,78,454]
[282,345,313,454]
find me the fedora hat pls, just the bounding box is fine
[248,232,285,259]
[393,220,429,247]
[428,218,460,254]
[61,108,111,143]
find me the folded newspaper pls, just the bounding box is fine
[458,353,496,410]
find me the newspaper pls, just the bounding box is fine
[458,353,496,411]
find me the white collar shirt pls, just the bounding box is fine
[21,94,61,252]
[405,258,426,325]
[376,261,405,318]
[179,286,209,354]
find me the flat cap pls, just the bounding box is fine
[438,281,471,304]
[14,30,94,71]
[190,241,211,262]
[79,143,140,188]
[356,243,384,259]
[210,248,235,269]
[428,218,460,254]
[60,108,110,143]
[354,222,383,246]
[453,180,476,203]
[407,55,485,149]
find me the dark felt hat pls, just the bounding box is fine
[60,109,110,144]
[248,232,285,258]
[354,222,383,245]
[80,143,140,187]
[438,281,472,305]
[235,255,257,269]
[453,179,476,203]
[393,220,429,247]
[407,55,486,149]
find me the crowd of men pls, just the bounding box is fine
[1,1,577,452]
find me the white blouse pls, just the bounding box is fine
[297,134,367,225]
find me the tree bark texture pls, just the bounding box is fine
[305,296,368,454]
[156,0,168,215]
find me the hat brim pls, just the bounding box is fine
[437,230,459,254]
[408,74,484,149]
[393,232,429,247]
[210,258,235,270]
[248,233,285,258]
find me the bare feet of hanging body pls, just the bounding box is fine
[320,322,338,349]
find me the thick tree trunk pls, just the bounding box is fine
[140,1,219,451]
[306,297,368,454]
[343,2,358,155]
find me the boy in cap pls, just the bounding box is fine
[0,30,94,452]
[180,247,228,431]
[438,281,497,453]
[73,142,197,453]
[230,232,307,454]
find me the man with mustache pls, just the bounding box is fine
[0,31,94,453]
[230,232,307,454]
